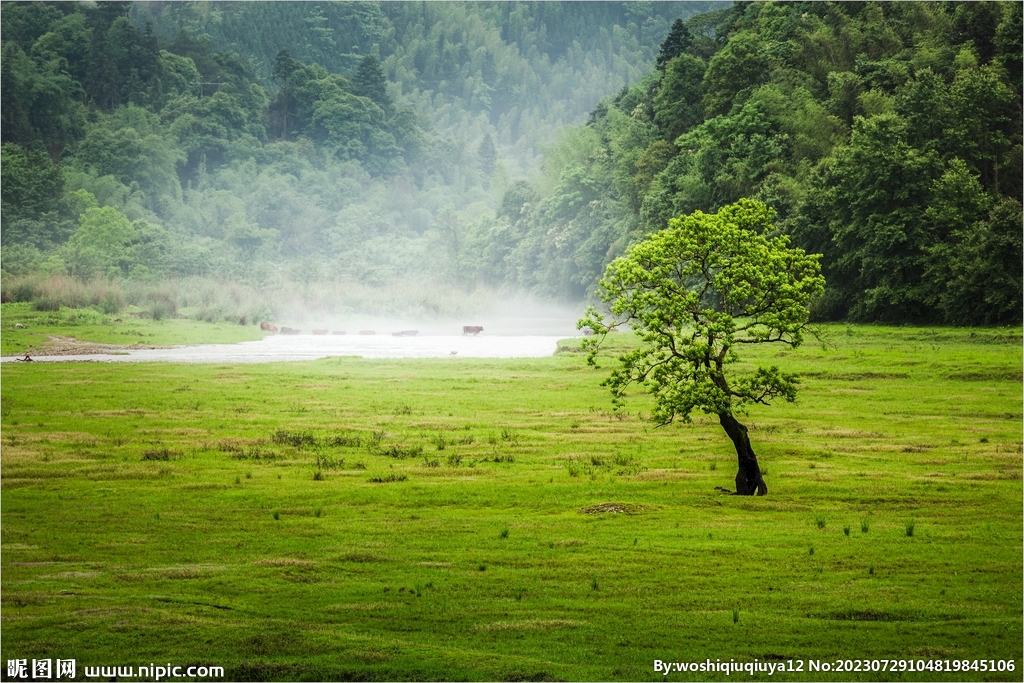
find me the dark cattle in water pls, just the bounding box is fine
[260,322,278,333]
[281,327,301,335]
[392,330,419,337]
[462,325,484,336]
[312,329,328,335]
[359,330,376,335]
[332,331,346,335]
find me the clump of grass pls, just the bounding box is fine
[324,433,362,447]
[905,519,916,537]
[869,564,875,575]
[515,587,525,601]
[272,430,316,448]
[709,462,717,471]
[861,519,869,533]
[499,527,509,539]
[431,433,449,450]
[142,448,177,461]
[565,456,595,478]
[312,470,324,481]
[843,525,850,536]
[478,563,486,571]
[378,444,423,459]
[590,455,605,467]
[457,434,475,446]
[732,609,739,624]
[352,462,366,470]
[808,545,815,555]
[314,453,344,470]
[245,471,252,479]
[815,516,826,529]
[234,475,241,485]
[314,505,323,518]
[272,510,280,520]
[590,577,599,591]
[446,453,463,467]
[422,456,440,468]
[395,404,412,415]
[369,473,407,483]
[500,428,520,446]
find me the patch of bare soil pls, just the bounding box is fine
[19,336,174,357]
[578,502,650,515]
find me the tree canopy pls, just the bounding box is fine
[579,199,825,495]
[476,1,1021,324]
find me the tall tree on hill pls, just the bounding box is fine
[271,48,302,141]
[478,133,497,179]
[656,18,691,71]
[352,54,391,114]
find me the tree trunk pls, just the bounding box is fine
[718,412,768,496]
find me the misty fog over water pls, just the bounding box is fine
[1,333,570,364]
[2,302,587,363]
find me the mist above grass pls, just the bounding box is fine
[1,272,586,334]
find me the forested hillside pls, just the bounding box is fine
[0,0,719,320]
[472,1,1022,324]
[2,1,1021,326]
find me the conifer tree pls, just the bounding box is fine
[352,54,391,113]
[656,18,690,71]
[478,133,497,178]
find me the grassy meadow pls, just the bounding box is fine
[1,320,1021,681]
[1,302,263,356]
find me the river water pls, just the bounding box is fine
[2,333,569,363]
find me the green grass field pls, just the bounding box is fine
[1,302,263,356]
[1,321,1021,681]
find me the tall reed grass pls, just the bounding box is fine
[1,272,507,323]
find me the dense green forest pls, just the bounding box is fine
[1,1,1021,325]
[483,0,1022,324]
[0,0,720,318]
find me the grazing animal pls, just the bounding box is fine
[312,329,328,335]
[359,330,376,335]
[392,330,419,337]
[462,325,484,336]
[260,322,278,333]
[14,323,27,329]
[280,327,301,335]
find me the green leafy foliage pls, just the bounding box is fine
[487,1,1020,324]
[2,1,720,302]
[1,1,1019,327]
[580,199,824,423]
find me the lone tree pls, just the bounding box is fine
[578,199,825,496]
